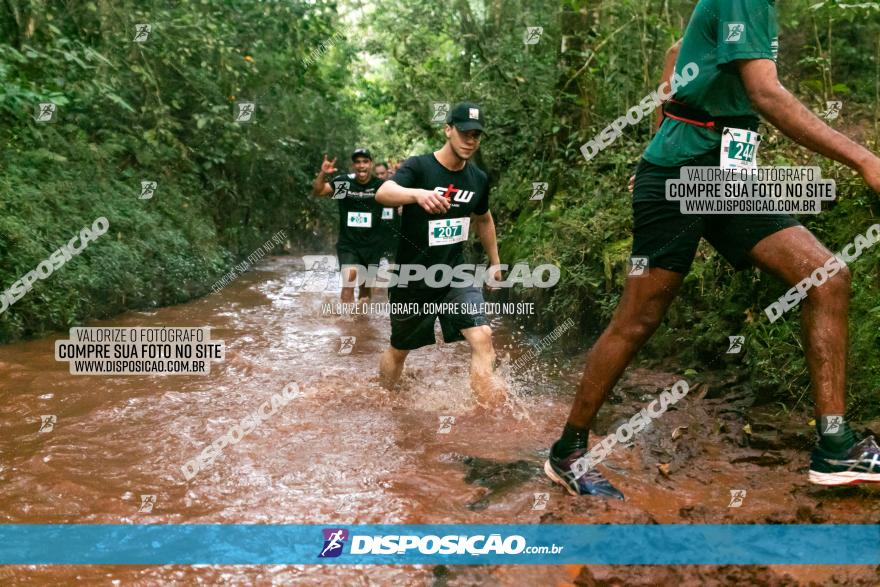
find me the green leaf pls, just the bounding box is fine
[84,48,114,66]
[106,92,136,112]
[47,93,70,106]
[801,79,824,92]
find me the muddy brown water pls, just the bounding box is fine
[0,255,877,585]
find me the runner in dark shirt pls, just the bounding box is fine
[311,148,386,303]
[376,102,507,408]
[374,161,400,262]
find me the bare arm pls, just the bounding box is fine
[472,211,502,284]
[312,172,331,197]
[377,180,450,214]
[655,39,682,131]
[311,154,337,197]
[738,59,880,191]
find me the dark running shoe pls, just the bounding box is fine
[809,434,880,486]
[543,442,624,500]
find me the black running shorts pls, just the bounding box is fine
[336,242,383,269]
[389,286,489,351]
[632,152,801,274]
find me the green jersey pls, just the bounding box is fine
[643,0,778,167]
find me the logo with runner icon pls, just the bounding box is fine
[336,495,356,513]
[529,182,548,201]
[822,416,843,434]
[338,336,356,355]
[725,23,745,43]
[728,489,747,508]
[629,256,649,277]
[235,102,255,123]
[139,181,157,200]
[431,101,450,123]
[39,415,57,433]
[523,27,543,45]
[295,255,338,292]
[531,492,549,510]
[727,335,745,354]
[822,100,842,121]
[35,103,57,123]
[133,23,152,42]
[332,181,349,199]
[138,494,157,513]
[319,528,349,558]
[437,415,455,433]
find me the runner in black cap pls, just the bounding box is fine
[311,148,387,303]
[375,101,507,407]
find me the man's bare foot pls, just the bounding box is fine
[379,347,408,390]
[471,371,508,409]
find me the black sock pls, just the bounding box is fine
[553,423,589,458]
[815,415,855,454]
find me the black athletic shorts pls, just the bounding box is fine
[336,242,383,268]
[389,286,489,351]
[632,151,801,274]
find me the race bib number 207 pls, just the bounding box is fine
[428,218,469,246]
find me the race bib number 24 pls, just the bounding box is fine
[721,127,760,171]
[428,218,469,246]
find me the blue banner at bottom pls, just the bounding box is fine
[0,524,876,565]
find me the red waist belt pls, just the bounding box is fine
[662,99,760,133]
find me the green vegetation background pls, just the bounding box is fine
[1,0,877,418]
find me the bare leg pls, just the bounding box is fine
[461,325,508,408]
[341,267,357,303]
[747,226,850,416]
[379,346,409,389]
[566,268,684,429]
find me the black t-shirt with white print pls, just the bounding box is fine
[391,154,490,287]
[330,173,386,250]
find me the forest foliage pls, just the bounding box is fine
[1,0,878,417]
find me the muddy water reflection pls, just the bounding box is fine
[0,256,876,585]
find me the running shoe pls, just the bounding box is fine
[809,434,880,486]
[544,442,625,499]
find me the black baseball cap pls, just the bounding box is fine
[445,102,485,132]
[351,148,372,161]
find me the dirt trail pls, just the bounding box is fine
[0,255,877,585]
